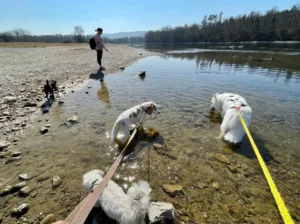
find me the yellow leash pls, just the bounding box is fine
[236,108,294,224]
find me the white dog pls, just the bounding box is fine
[111,101,160,144]
[83,169,151,224]
[210,93,252,144]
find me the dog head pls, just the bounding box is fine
[143,101,160,115]
[82,169,104,192]
[210,93,220,111]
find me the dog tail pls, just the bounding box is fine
[111,120,121,142]
[127,181,151,212]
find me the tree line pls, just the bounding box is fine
[0,26,144,44]
[145,5,300,43]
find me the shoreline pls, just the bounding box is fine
[0,44,157,152]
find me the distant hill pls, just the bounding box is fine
[102,31,146,39]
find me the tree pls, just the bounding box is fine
[73,26,85,43]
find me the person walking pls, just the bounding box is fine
[95,28,108,71]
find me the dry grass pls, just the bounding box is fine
[0,42,86,48]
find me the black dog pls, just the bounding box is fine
[44,80,58,105]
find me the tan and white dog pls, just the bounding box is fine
[83,169,151,224]
[111,101,160,144]
[210,93,252,144]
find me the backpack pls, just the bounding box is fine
[89,37,96,50]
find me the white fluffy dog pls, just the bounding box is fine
[210,93,252,144]
[111,101,160,144]
[83,169,151,224]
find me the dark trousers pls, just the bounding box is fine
[97,50,103,66]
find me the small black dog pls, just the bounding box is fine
[44,80,58,104]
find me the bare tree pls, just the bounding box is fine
[73,26,85,43]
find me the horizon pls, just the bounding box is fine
[0,0,299,35]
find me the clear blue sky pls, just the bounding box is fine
[0,0,298,35]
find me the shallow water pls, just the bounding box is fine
[1,51,300,223]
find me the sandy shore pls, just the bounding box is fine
[0,44,156,147]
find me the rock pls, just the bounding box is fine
[86,91,89,94]
[211,182,220,190]
[19,186,31,196]
[11,127,20,132]
[58,101,64,106]
[40,127,48,134]
[44,124,51,128]
[19,173,31,181]
[153,143,163,149]
[6,150,22,157]
[195,182,208,189]
[0,141,10,150]
[0,185,13,196]
[5,156,22,164]
[0,213,3,223]
[67,116,77,123]
[23,102,37,107]
[162,184,183,197]
[38,119,42,122]
[40,214,56,224]
[13,181,27,190]
[2,111,10,116]
[20,89,26,92]
[30,191,37,198]
[228,165,238,173]
[119,66,125,70]
[0,104,8,110]
[11,203,29,216]
[215,153,230,164]
[148,202,175,223]
[52,176,62,189]
[4,96,17,103]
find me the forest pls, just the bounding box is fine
[145,5,300,43]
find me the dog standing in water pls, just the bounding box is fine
[82,169,151,224]
[210,93,252,144]
[111,101,160,144]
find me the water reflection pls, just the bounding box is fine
[97,81,111,106]
[167,51,300,82]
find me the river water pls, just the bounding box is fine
[1,45,300,223]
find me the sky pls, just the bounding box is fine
[0,0,299,35]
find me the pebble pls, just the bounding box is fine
[13,181,27,190]
[19,173,31,181]
[0,104,8,110]
[44,124,51,128]
[52,176,62,189]
[5,156,22,164]
[4,96,17,103]
[0,141,10,150]
[40,214,56,224]
[67,116,77,123]
[19,186,31,196]
[0,213,3,223]
[153,143,163,149]
[30,191,37,198]
[58,101,64,106]
[0,185,13,196]
[228,165,238,173]
[40,127,49,134]
[2,111,10,116]
[162,184,183,197]
[211,182,220,190]
[11,203,29,216]
[215,153,230,164]
[23,102,38,107]
[148,202,175,223]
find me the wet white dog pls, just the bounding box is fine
[210,93,252,144]
[111,101,160,144]
[83,169,151,224]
